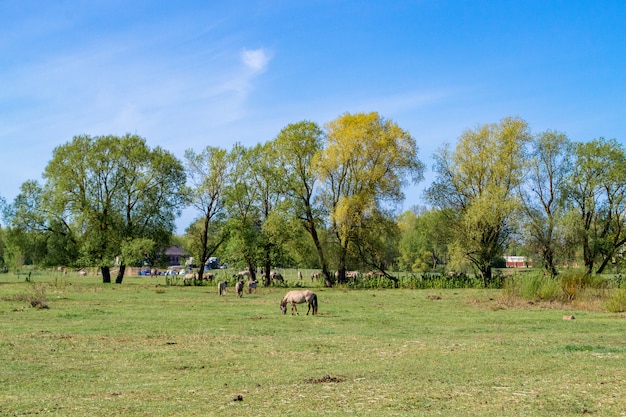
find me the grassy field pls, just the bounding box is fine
[1,272,625,416]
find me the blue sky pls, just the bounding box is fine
[1,1,625,232]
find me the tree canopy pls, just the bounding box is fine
[427,117,531,283]
[8,134,185,282]
[3,113,626,283]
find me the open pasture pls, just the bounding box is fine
[1,273,625,416]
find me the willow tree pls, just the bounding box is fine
[426,117,531,284]
[221,143,262,281]
[42,134,185,283]
[518,130,571,276]
[564,138,626,274]
[315,112,424,282]
[273,121,332,286]
[184,146,232,280]
[248,141,289,286]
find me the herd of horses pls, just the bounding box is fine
[183,268,385,316]
[212,269,319,316]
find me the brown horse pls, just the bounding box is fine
[280,290,318,315]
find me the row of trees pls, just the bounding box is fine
[402,117,626,283]
[0,112,424,285]
[1,114,624,285]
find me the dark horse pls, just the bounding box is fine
[280,290,318,315]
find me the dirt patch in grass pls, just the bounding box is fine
[305,375,343,383]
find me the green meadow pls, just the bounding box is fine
[1,272,625,416]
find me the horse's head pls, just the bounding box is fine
[280,301,287,315]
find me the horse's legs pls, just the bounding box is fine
[291,303,299,315]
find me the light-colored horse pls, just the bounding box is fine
[270,271,284,284]
[247,280,258,294]
[234,270,251,279]
[218,281,227,296]
[235,280,244,297]
[280,290,318,315]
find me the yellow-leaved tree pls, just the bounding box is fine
[426,117,531,285]
[315,112,424,283]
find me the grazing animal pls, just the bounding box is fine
[234,270,251,279]
[297,271,303,280]
[235,280,244,297]
[218,281,227,296]
[150,268,158,277]
[310,271,320,282]
[280,290,318,316]
[248,279,258,294]
[364,271,384,280]
[203,272,214,281]
[270,271,284,284]
[335,270,359,283]
[183,273,195,284]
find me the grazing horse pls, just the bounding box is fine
[247,279,258,294]
[234,270,251,279]
[280,290,318,316]
[310,271,320,282]
[235,280,244,297]
[218,281,227,296]
[270,271,284,284]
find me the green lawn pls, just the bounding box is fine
[1,273,625,416]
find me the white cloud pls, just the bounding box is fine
[240,48,270,72]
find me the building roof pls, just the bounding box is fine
[164,245,189,257]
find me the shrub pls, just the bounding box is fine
[2,284,49,309]
[501,276,520,303]
[559,270,595,301]
[605,288,626,313]
[520,272,560,301]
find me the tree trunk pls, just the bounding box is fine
[480,265,492,288]
[541,244,558,277]
[115,264,126,284]
[336,242,348,284]
[101,266,111,283]
[305,212,333,287]
[581,236,594,275]
[263,258,272,286]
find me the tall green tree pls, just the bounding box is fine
[564,138,626,274]
[222,144,262,280]
[315,112,424,282]
[426,117,531,284]
[248,142,287,285]
[42,134,185,283]
[518,130,571,276]
[6,180,78,267]
[273,121,333,286]
[184,146,232,279]
[397,208,452,272]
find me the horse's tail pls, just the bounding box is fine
[312,293,318,315]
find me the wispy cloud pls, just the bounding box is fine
[240,48,271,72]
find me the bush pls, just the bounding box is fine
[520,272,560,301]
[605,288,626,313]
[559,270,596,301]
